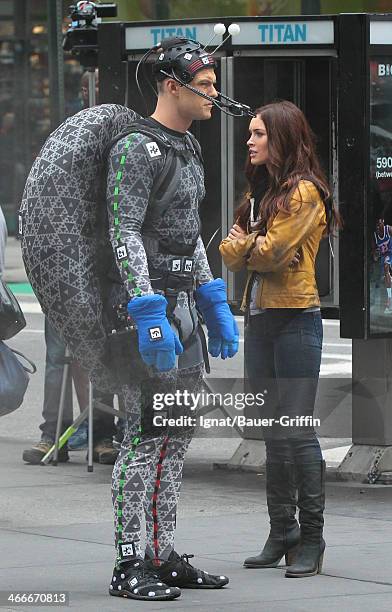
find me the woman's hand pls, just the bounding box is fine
[227,223,247,241]
[248,234,301,268]
[288,250,301,267]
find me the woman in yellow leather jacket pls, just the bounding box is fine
[220,101,340,579]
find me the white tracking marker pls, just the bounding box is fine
[211,23,241,54]
[201,23,226,50]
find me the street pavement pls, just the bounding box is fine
[1,238,392,611]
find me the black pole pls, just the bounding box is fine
[47,0,65,128]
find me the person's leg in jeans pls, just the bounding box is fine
[23,317,73,464]
[272,312,325,577]
[243,314,300,568]
[40,317,73,440]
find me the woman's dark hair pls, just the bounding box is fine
[235,100,342,235]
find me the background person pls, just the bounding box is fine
[220,100,341,578]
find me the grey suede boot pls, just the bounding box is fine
[244,461,300,568]
[285,460,325,578]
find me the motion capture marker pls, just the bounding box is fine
[211,22,241,54]
[115,244,128,261]
[145,141,162,159]
[183,258,194,273]
[165,589,171,594]
[121,542,137,557]
[113,576,116,582]
[201,22,226,50]
[171,571,177,577]
[184,53,193,60]
[171,259,181,272]
[118,585,122,590]
[121,573,125,579]
[149,326,163,341]
[148,592,156,597]
[197,578,203,583]
[228,23,241,36]
[133,588,139,594]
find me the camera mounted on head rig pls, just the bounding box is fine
[152,38,217,84]
[63,1,117,68]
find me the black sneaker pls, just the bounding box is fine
[22,440,69,465]
[109,557,181,601]
[151,550,229,589]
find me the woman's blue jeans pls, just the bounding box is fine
[244,310,323,463]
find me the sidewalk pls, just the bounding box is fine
[3,239,392,610]
[1,437,392,611]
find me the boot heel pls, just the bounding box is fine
[285,545,299,566]
[317,551,324,574]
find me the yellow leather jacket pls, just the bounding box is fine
[219,180,327,310]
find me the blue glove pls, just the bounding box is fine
[195,278,239,359]
[127,294,183,372]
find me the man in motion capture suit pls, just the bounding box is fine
[107,38,239,601]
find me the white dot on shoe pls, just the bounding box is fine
[148,591,156,597]
[171,571,177,577]
[133,588,139,594]
[118,585,122,590]
[219,576,226,580]
[197,578,203,584]
[112,576,116,582]
[134,562,140,567]
[165,589,171,594]
[109,585,113,590]
[157,582,163,586]
[120,573,125,579]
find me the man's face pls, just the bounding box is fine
[177,68,218,121]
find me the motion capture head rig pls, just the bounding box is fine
[153,38,217,84]
[63,1,117,68]
[136,26,255,118]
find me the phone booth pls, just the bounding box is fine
[98,15,338,312]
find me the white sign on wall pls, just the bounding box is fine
[370,21,392,45]
[125,23,223,51]
[233,21,334,46]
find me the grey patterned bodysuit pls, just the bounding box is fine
[107,118,213,565]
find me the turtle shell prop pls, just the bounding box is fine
[20,104,140,392]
